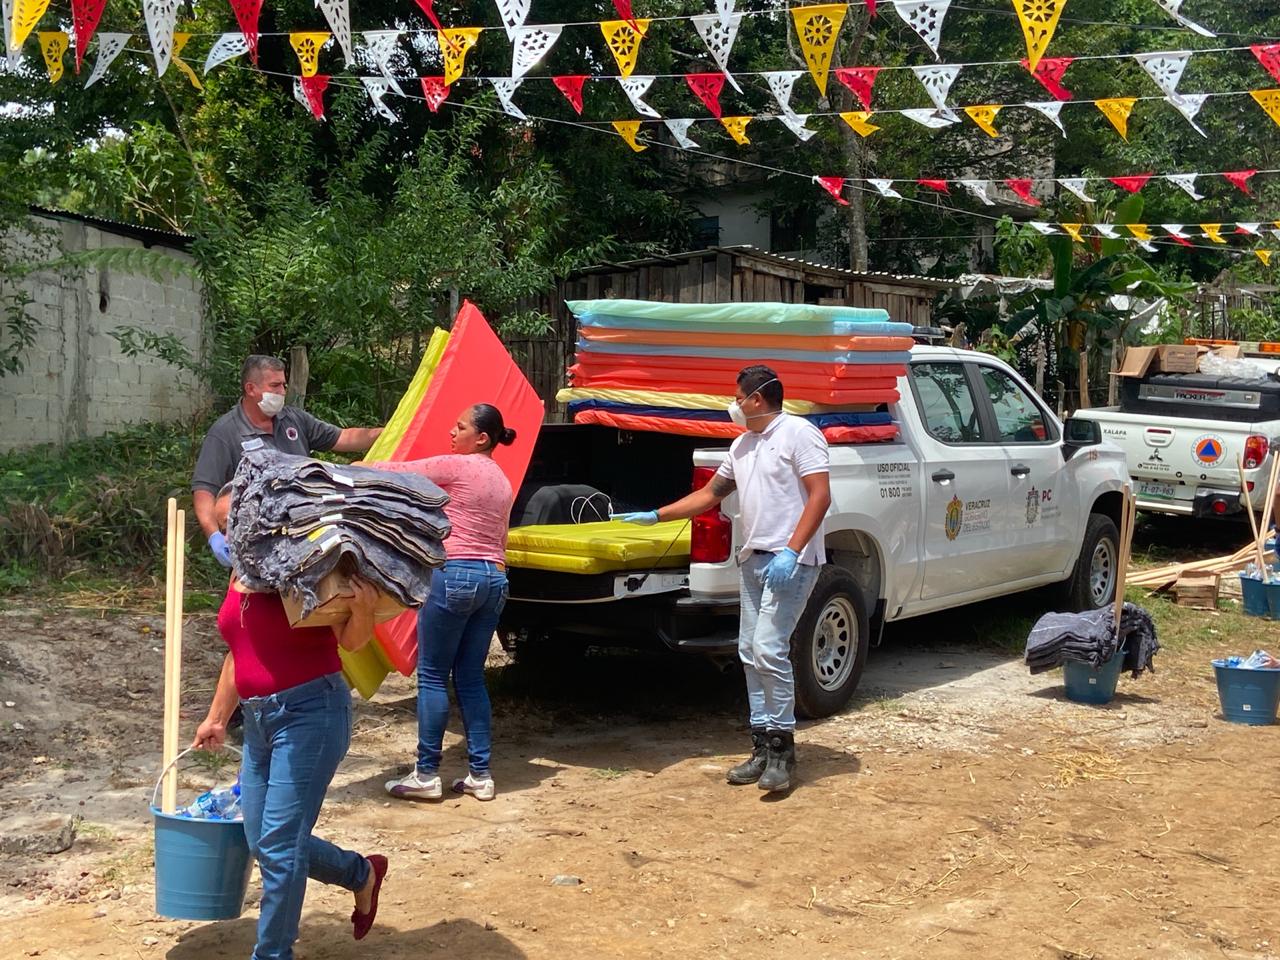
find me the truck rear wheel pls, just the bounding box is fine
[790,566,870,719]
[1060,513,1120,612]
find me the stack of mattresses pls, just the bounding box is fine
[506,520,690,574]
[557,300,910,443]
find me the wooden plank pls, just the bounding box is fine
[731,272,742,300]
[738,267,754,302]
[702,257,718,302]
[763,273,782,301]
[586,274,601,298]
[714,253,732,302]
[678,259,702,302]
[647,265,664,302]
[754,272,768,301]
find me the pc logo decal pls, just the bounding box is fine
[1192,434,1225,467]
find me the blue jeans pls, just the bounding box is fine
[416,560,508,777]
[240,673,370,960]
[737,553,820,731]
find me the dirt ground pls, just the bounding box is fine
[1,584,1279,960]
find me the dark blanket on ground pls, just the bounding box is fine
[1024,602,1159,677]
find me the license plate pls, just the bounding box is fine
[1138,481,1178,500]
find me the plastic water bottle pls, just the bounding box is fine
[180,780,242,820]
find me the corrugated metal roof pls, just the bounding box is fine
[28,206,192,250]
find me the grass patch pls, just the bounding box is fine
[591,767,632,780]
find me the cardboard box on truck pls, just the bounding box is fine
[1113,344,1199,378]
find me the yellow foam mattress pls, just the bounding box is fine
[506,521,691,573]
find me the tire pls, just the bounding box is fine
[789,565,871,719]
[1060,513,1120,612]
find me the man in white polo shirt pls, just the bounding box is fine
[619,365,831,793]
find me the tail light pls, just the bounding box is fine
[1245,435,1269,470]
[690,466,732,564]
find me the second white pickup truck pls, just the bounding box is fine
[501,346,1130,717]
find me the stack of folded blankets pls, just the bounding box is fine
[1024,602,1160,677]
[228,448,452,619]
[556,299,912,443]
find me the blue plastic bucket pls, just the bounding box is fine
[1064,651,1126,705]
[1212,660,1280,725]
[1240,575,1270,617]
[1266,582,1280,621]
[152,748,253,921]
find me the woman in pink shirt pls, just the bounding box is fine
[382,404,515,802]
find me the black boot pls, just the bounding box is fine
[726,728,769,785]
[757,730,796,793]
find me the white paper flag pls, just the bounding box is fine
[619,76,660,118]
[1025,100,1066,137]
[1149,0,1214,37]
[763,70,805,117]
[1095,224,1121,239]
[714,0,736,18]
[511,24,561,80]
[1237,222,1262,236]
[362,30,404,95]
[869,179,903,199]
[1161,224,1190,239]
[204,33,249,73]
[1027,222,1057,235]
[494,0,531,39]
[778,113,816,140]
[1164,173,1203,200]
[664,118,699,148]
[492,78,527,119]
[900,107,958,128]
[142,0,179,75]
[892,0,951,59]
[1133,51,1191,98]
[292,77,310,110]
[1059,178,1095,202]
[692,14,743,93]
[85,32,130,87]
[315,0,354,64]
[911,64,961,110]
[361,77,398,121]
[962,180,996,205]
[1167,92,1208,137]
[1137,240,1158,252]
[3,0,20,69]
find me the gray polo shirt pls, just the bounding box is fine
[191,403,342,495]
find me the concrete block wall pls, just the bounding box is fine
[0,213,210,452]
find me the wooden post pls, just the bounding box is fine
[286,345,309,410]
[1113,488,1135,630]
[1237,456,1268,574]
[1076,346,1091,409]
[161,501,185,814]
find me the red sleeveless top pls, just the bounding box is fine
[216,587,341,699]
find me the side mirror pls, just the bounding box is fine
[1062,417,1102,459]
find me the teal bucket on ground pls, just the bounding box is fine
[1212,660,1280,725]
[1063,651,1126,705]
[152,746,252,921]
[1265,582,1280,621]
[1239,575,1270,617]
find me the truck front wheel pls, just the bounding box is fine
[790,566,871,719]
[1060,513,1120,612]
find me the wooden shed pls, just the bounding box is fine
[506,245,959,420]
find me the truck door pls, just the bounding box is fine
[908,361,1015,600]
[976,364,1077,576]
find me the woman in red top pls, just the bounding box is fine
[192,490,388,960]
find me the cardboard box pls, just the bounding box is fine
[1214,344,1243,359]
[281,571,408,628]
[1113,344,1199,378]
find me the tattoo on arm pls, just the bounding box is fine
[709,475,736,498]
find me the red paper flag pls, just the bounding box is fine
[1021,56,1073,102]
[1108,173,1153,193]
[866,0,876,16]
[816,176,850,205]
[300,75,330,120]
[71,0,108,71]
[1252,43,1280,83]
[1169,234,1194,248]
[685,72,726,118]
[553,75,587,114]
[612,0,645,34]
[1223,169,1259,195]
[229,0,264,64]
[420,76,451,112]
[1005,179,1041,206]
[414,0,443,30]
[833,67,881,112]
[917,178,950,194]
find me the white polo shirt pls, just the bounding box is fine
[715,413,829,566]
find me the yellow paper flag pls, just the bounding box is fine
[600,19,650,79]
[612,120,646,152]
[1251,89,1280,127]
[1095,97,1136,139]
[1256,250,1274,266]
[791,4,848,96]
[839,111,880,137]
[1201,223,1225,244]
[964,104,1002,138]
[1127,224,1152,241]
[9,0,50,50]
[171,33,203,90]
[438,28,481,86]
[1061,223,1085,244]
[720,115,751,145]
[38,30,66,83]
[289,31,330,77]
[1012,0,1067,72]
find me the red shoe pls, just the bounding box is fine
[352,854,388,941]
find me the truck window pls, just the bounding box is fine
[980,367,1052,443]
[910,363,982,443]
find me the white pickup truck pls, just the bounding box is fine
[1073,365,1280,518]
[500,346,1129,718]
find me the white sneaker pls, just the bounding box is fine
[384,769,442,800]
[451,773,496,801]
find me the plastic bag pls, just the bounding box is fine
[1199,351,1270,381]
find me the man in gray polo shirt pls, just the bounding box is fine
[192,355,384,566]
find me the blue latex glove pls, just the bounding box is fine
[615,511,659,525]
[208,531,232,568]
[763,548,799,590]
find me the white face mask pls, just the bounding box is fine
[727,379,779,427]
[257,392,286,416]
